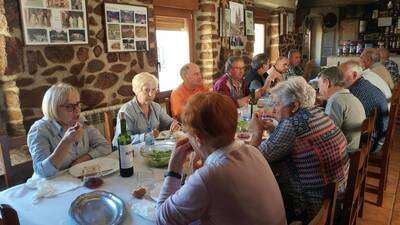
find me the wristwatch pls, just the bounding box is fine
[164,171,182,179]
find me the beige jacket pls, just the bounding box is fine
[371,62,394,89]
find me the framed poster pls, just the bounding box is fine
[19,0,88,45]
[104,3,149,52]
[245,10,254,35]
[229,1,244,36]
[219,8,231,37]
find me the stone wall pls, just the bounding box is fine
[195,0,254,88]
[1,0,157,134]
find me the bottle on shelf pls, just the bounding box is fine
[117,112,134,177]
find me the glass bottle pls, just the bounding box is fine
[118,112,134,177]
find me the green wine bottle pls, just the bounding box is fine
[118,112,134,177]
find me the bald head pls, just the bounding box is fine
[360,48,380,69]
[180,63,203,88]
[275,56,289,73]
[340,60,363,88]
[378,48,390,61]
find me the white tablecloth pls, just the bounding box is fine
[0,144,167,225]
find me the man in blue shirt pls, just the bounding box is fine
[340,60,389,152]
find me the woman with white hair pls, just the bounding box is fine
[27,83,111,178]
[249,77,349,223]
[112,72,179,146]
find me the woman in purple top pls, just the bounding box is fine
[156,92,287,225]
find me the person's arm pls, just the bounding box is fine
[258,120,295,162]
[157,103,174,130]
[28,122,82,177]
[325,100,344,129]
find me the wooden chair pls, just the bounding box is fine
[0,135,33,188]
[341,136,370,225]
[309,182,338,225]
[0,204,20,225]
[157,91,172,117]
[366,102,399,206]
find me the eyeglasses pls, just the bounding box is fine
[232,67,245,71]
[60,102,82,112]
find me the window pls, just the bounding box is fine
[254,23,265,56]
[155,8,194,92]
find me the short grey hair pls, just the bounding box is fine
[288,49,300,59]
[180,63,198,79]
[341,60,363,78]
[224,56,243,73]
[319,66,345,87]
[251,53,269,70]
[362,48,380,63]
[42,83,79,120]
[270,76,316,108]
[131,72,159,94]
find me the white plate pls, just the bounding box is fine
[69,157,119,178]
[155,130,171,140]
[150,182,163,202]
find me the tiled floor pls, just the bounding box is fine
[359,130,400,225]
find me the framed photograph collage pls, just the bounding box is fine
[20,0,88,45]
[104,3,149,52]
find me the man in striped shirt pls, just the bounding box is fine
[340,60,389,152]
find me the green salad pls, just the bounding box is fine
[237,119,249,132]
[141,147,172,168]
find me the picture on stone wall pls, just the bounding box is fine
[136,40,147,51]
[230,36,244,49]
[229,1,244,36]
[121,10,135,23]
[22,0,44,7]
[121,25,135,38]
[71,0,83,10]
[49,30,68,43]
[47,0,69,8]
[106,11,120,23]
[245,10,254,35]
[20,0,88,45]
[27,29,48,43]
[104,3,149,52]
[24,8,52,28]
[61,11,85,29]
[107,24,121,40]
[122,39,135,50]
[135,26,147,39]
[219,8,231,37]
[69,29,86,42]
[135,13,147,25]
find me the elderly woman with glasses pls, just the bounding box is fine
[112,72,179,146]
[27,83,111,178]
[249,77,349,223]
[156,92,286,225]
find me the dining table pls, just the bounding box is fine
[0,141,170,225]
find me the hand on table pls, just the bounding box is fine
[70,154,92,167]
[152,129,160,138]
[170,120,181,132]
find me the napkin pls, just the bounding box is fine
[25,173,83,204]
[131,198,156,221]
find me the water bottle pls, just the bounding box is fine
[144,127,155,146]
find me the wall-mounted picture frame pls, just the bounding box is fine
[245,10,254,35]
[219,7,231,37]
[19,0,88,45]
[229,1,244,36]
[104,3,149,52]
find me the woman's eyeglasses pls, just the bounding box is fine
[60,102,82,112]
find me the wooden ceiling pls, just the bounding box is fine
[298,0,378,8]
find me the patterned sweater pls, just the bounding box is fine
[259,107,349,223]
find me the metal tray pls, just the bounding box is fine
[69,191,125,225]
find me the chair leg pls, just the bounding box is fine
[377,170,385,207]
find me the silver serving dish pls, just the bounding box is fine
[69,191,125,225]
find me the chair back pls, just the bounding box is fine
[0,204,20,225]
[157,91,172,117]
[308,182,338,225]
[0,135,33,187]
[360,109,376,151]
[382,102,399,159]
[341,141,369,225]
